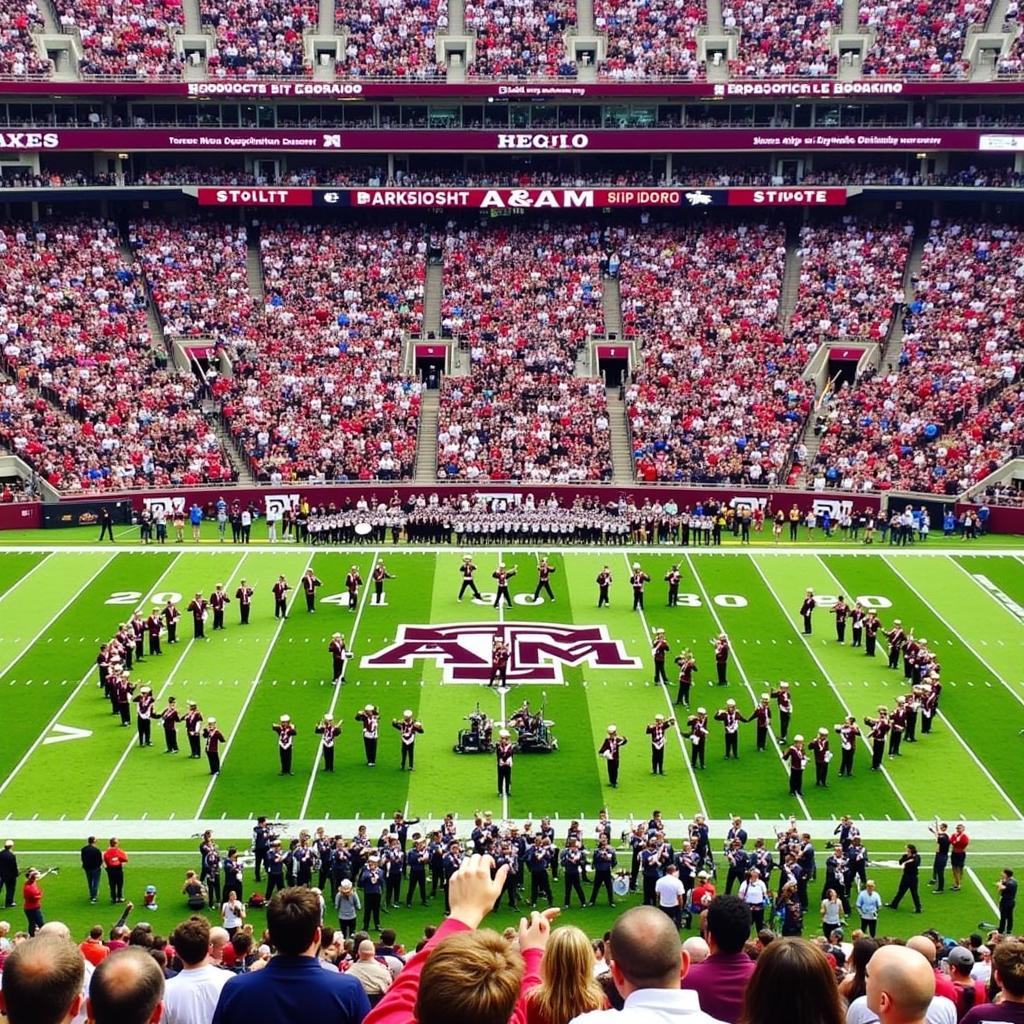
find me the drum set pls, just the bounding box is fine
[452,697,559,754]
[454,703,496,753]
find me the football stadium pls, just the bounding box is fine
[0,4,1023,1020]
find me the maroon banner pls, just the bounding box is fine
[596,345,631,358]
[196,186,314,205]
[0,502,41,530]
[726,187,847,206]
[829,347,867,361]
[957,502,1024,535]
[0,127,992,154]
[414,344,447,357]
[5,78,1024,100]
[348,186,686,207]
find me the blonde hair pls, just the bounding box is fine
[528,926,605,1024]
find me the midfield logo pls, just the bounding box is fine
[362,622,641,684]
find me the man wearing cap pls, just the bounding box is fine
[832,595,849,643]
[132,686,155,747]
[235,579,254,624]
[187,591,208,639]
[808,727,831,786]
[885,619,907,670]
[599,725,628,788]
[749,694,772,751]
[392,711,424,771]
[688,709,709,769]
[355,704,380,766]
[210,584,230,631]
[630,563,651,611]
[273,715,297,775]
[782,736,807,797]
[665,564,682,607]
[800,589,816,634]
[889,697,908,757]
[458,556,482,601]
[865,610,881,657]
[184,699,203,758]
[652,628,670,685]
[161,696,181,753]
[533,556,556,603]
[675,650,697,707]
[300,568,323,613]
[496,729,514,796]
[715,700,743,759]
[145,607,163,656]
[315,713,341,772]
[771,682,793,743]
[0,839,17,908]
[492,562,518,609]
[343,566,362,612]
[272,575,291,619]
[489,637,510,688]
[329,633,349,685]
[866,708,890,770]
[203,717,226,775]
[836,716,862,776]
[264,841,286,900]
[714,633,730,685]
[947,946,988,1016]
[646,714,671,775]
[596,565,612,607]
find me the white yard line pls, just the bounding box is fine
[195,552,315,819]
[85,554,250,820]
[684,554,811,820]
[748,557,918,819]
[0,552,177,798]
[298,549,380,819]
[966,866,1002,916]
[622,553,709,820]
[819,555,1024,820]
[0,550,55,602]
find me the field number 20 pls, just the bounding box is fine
[105,591,183,606]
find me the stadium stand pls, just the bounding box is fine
[593,0,705,79]
[464,0,576,77]
[725,0,840,77]
[336,0,446,78]
[202,0,316,77]
[0,0,50,76]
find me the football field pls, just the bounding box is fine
[1,542,1023,834]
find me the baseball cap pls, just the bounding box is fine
[947,947,975,972]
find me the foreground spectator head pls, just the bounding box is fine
[607,905,685,995]
[528,925,604,1024]
[0,934,85,1024]
[947,947,976,982]
[740,938,845,1024]
[706,895,753,955]
[87,947,165,1024]
[866,945,936,1024]
[267,887,321,955]
[993,940,1024,998]
[416,930,523,1024]
[683,936,711,964]
[170,915,210,967]
[906,935,939,965]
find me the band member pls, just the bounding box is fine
[272,576,291,619]
[533,557,556,602]
[885,619,907,670]
[372,562,394,604]
[889,696,907,756]
[355,704,379,766]
[209,585,230,631]
[526,837,553,908]
[458,556,482,601]
[406,838,430,908]
[272,714,296,775]
[492,563,517,609]
[674,650,697,706]
[184,700,202,757]
[315,713,341,772]
[770,682,793,743]
[687,708,709,769]
[496,729,514,796]
[782,735,807,797]
[835,716,861,776]
[864,610,881,656]
[808,727,830,786]
[342,566,362,611]
[203,717,225,775]
[664,565,681,607]
[132,686,154,747]
[561,838,588,908]
[640,837,668,907]
[630,563,651,611]
[724,839,749,895]
[903,632,920,680]
[646,714,673,775]
[145,608,163,656]
[599,725,628,788]
[800,589,816,634]
[865,708,890,770]
[329,632,349,685]
[161,696,181,753]
[850,602,865,648]
[596,565,612,608]
[114,673,134,725]
[489,638,510,688]
[715,698,742,759]
[713,633,730,686]
[750,694,772,751]
[831,596,849,643]
[889,843,922,912]
[651,628,670,685]
[187,592,208,639]
[392,710,424,771]
[301,568,323,612]
[235,580,254,625]
[589,835,617,907]
[905,687,922,742]
[131,612,145,662]
[928,821,951,892]
[163,599,180,644]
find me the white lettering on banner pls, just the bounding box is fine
[811,498,854,519]
[143,496,186,516]
[752,189,829,204]
[323,134,342,148]
[481,188,594,208]
[496,132,590,150]
[979,134,1024,151]
[355,189,471,207]
[214,188,294,204]
[265,493,300,519]
[717,81,904,97]
[187,81,364,97]
[751,134,945,149]
[0,132,59,150]
[728,496,769,513]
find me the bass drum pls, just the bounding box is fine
[612,875,630,897]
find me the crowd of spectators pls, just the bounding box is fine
[0,0,51,77]
[858,0,990,77]
[53,0,185,77]
[336,0,446,79]
[593,0,705,79]
[808,220,1023,494]
[788,218,913,347]
[621,222,811,484]
[201,0,317,77]
[465,0,576,77]
[437,222,611,481]
[724,0,840,77]
[0,219,235,491]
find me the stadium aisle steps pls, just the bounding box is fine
[246,233,265,304]
[424,261,443,338]
[780,222,804,333]
[876,222,925,371]
[606,386,634,484]
[602,273,622,340]
[415,390,441,483]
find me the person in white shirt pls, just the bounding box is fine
[163,916,231,1024]
[738,869,770,931]
[655,865,687,931]
[571,906,729,1024]
[850,944,957,1024]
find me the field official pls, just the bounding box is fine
[392,710,423,771]
[184,699,202,757]
[596,565,612,607]
[301,568,323,612]
[272,575,291,618]
[458,556,482,601]
[800,589,816,634]
[235,580,254,624]
[203,718,225,775]
[210,584,230,630]
[599,725,628,788]
[272,714,296,774]
[315,713,341,772]
[355,704,379,766]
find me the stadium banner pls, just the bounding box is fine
[195,186,315,205]
[5,79,1024,100]
[414,344,447,358]
[0,127,993,153]
[41,499,132,529]
[0,502,41,530]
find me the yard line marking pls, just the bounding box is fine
[195,553,314,819]
[684,554,811,820]
[498,549,507,821]
[823,556,1024,820]
[748,557,917,819]
[299,549,379,819]
[86,554,249,819]
[0,553,114,685]
[966,866,1001,916]
[0,551,55,603]
[622,554,708,820]
[0,553,179,798]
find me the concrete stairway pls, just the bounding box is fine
[602,274,623,340]
[246,232,265,304]
[605,386,634,483]
[424,261,443,338]
[448,0,466,34]
[414,391,441,482]
[780,223,803,332]
[212,419,257,485]
[182,0,201,35]
[577,0,595,35]
[876,224,925,372]
[318,0,336,34]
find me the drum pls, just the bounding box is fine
[613,875,630,897]
[354,522,372,536]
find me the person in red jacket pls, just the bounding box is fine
[103,838,129,904]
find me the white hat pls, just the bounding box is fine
[697,707,707,715]
[761,693,770,701]
[632,562,640,570]
[499,729,510,739]
[779,681,789,689]
[607,725,617,733]
[894,619,902,625]
[340,879,353,891]
[332,632,342,639]
[655,714,664,722]
[324,713,333,721]
[364,704,375,712]
[726,699,736,707]
[794,734,804,743]
[208,716,217,724]
[654,627,664,635]
[403,709,413,718]
[280,714,290,723]
[818,727,828,736]
[140,686,151,694]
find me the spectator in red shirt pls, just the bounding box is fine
[80,924,111,966]
[103,838,129,904]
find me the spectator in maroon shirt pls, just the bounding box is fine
[961,940,1024,1024]
[681,895,755,1024]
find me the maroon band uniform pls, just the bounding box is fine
[235,584,254,625]
[203,722,226,774]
